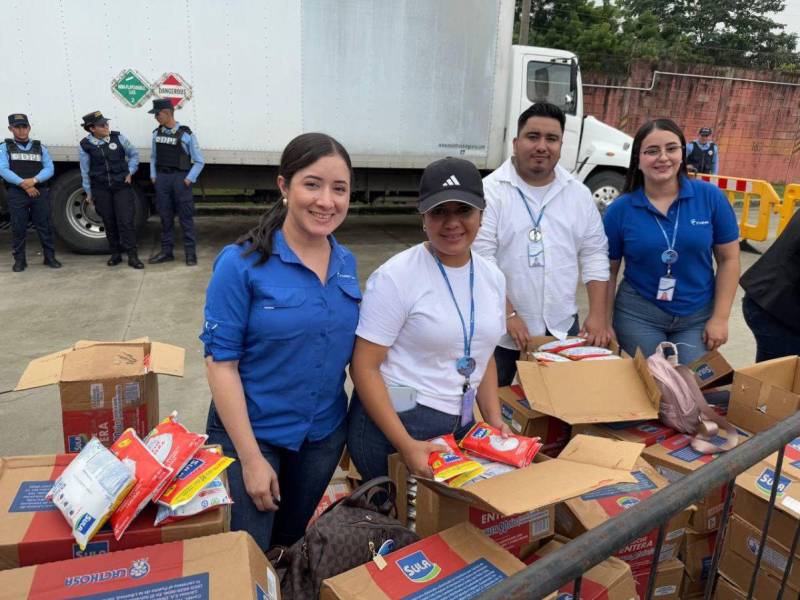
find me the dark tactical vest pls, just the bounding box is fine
[5,139,43,180]
[153,125,192,171]
[79,132,129,187]
[688,142,716,174]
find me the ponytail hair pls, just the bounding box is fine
[238,132,352,264]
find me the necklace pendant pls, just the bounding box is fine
[529,228,542,242]
[456,356,476,377]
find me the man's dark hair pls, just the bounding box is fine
[517,103,566,134]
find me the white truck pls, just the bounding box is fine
[0,0,631,253]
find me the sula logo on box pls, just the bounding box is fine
[617,495,641,509]
[756,468,791,498]
[397,551,442,583]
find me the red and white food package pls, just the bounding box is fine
[559,346,615,360]
[537,337,586,354]
[157,447,235,509]
[530,351,571,363]
[145,411,208,498]
[580,354,622,361]
[154,476,232,526]
[459,422,542,468]
[110,428,173,540]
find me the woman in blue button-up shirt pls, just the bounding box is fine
[200,133,360,551]
[603,119,740,364]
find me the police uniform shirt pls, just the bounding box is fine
[149,122,204,182]
[0,139,54,186]
[78,133,140,194]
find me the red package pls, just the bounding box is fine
[110,428,173,540]
[459,422,542,468]
[157,447,235,509]
[145,411,208,498]
[537,337,586,354]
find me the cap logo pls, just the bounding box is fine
[94,112,102,117]
[14,114,24,120]
[442,175,461,187]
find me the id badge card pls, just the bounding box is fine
[460,386,476,427]
[657,276,676,302]
[528,240,544,268]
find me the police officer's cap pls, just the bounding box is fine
[8,114,29,127]
[81,111,110,131]
[699,127,712,136]
[148,99,174,114]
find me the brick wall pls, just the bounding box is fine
[582,61,800,183]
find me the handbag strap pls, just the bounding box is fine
[344,476,397,516]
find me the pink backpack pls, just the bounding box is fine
[646,342,738,454]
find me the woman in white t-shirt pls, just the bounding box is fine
[347,157,509,480]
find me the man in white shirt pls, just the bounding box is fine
[473,102,611,385]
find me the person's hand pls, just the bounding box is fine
[19,178,36,190]
[506,314,530,352]
[241,454,280,511]
[485,416,512,438]
[25,187,40,198]
[183,178,191,187]
[124,174,132,184]
[579,313,613,347]
[703,316,729,351]
[401,439,450,478]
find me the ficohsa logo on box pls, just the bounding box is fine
[397,551,442,583]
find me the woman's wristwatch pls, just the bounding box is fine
[506,311,517,320]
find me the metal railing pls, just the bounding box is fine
[478,409,800,600]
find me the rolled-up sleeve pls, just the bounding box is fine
[200,246,251,361]
[579,194,610,283]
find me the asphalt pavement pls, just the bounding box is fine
[0,211,771,456]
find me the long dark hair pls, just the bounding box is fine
[622,118,689,194]
[239,133,353,264]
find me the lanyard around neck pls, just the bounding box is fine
[431,249,475,365]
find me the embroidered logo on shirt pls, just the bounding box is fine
[690,218,710,226]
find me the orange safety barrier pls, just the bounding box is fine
[693,173,780,242]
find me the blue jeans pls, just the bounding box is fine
[346,390,475,482]
[205,402,346,551]
[613,280,712,364]
[742,295,800,362]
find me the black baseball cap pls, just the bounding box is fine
[148,99,173,114]
[81,111,110,130]
[8,113,29,126]
[418,157,485,214]
[699,127,712,136]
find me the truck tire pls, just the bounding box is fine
[585,171,625,214]
[50,170,148,254]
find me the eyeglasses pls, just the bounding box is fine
[641,145,683,158]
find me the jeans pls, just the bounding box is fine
[154,171,195,254]
[613,280,712,364]
[346,390,475,482]
[7,186,55,260]
[493,315,580,387]
[742,295,800,363]
[205,402,346,551]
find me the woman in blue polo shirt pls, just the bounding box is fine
[200,133,360,551]
[603,119,740,363]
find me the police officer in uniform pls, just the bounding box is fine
[147,98,204,265]
[0,113,61,272]
[686,127,719,175]
[78,111,144,269]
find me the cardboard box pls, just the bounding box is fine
[516,348,660,425]
[631,558,684,599]
[498,385,571,455]
[690,350,734,389]
[15,338,185,452]
[643,431,747,533]
[555,459,690,571]
[0,531,279,599]
[309,477,352,527]
[712,576,745,599]
[680,529,717,595]
[320,522,525,600]
[728,355,800,434]
[718,532,787,600]
[389,455,553,557]
[526,537,638,599]
[414,434,644,517]
[725,515,799,592]
[0,453,229,570]
[572,420,676,447]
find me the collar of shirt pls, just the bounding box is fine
[161,122,182,134]
[630,175,696,214]
[11,139,33,150]
[496,158,570,204]
[272,229,347,282]
[86,134,111,145]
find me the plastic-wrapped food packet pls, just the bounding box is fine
[459,422,542,468]
[157,447,235,509]
[154,476,232,526]
[110,428,173,540]
[145,411,208,498]
[580,354,622,361]
[428,434,484,488]
[537,337,586,354]
[47,438,135,551]
[559,346,614,360]
[529,351,571,363]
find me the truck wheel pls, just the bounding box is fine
[585,171,625,214]
[50,170,148,254]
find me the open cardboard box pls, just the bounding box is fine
[15,338,184,452]
[414,434,644,517]
[689,350,734,390]
[517,339,660,425]
[728,355,800,434]
[572,420,676,448]
[497,385,571,454]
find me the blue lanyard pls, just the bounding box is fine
[432,251,475,365]
[517,188,547,230]
[653,202,680,253]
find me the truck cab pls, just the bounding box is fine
[507,46,632,211]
